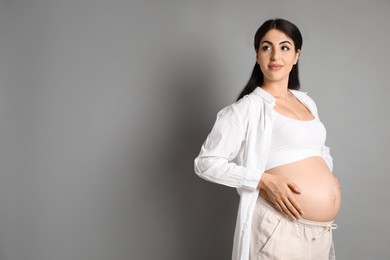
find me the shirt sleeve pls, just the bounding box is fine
[194,102,261,191]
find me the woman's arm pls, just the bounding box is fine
[194,101,261,191]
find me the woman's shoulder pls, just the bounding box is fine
[214,92,260,127]
[233,90,267,110]
[233,89,267,109]
[217,95,251,122]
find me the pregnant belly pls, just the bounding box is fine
[259,156,341,222]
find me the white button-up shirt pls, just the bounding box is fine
[194,86,335,260]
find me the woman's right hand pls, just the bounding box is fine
[259,173,304,220]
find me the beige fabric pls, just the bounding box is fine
[250,196,336,260]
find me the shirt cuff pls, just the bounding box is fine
[241,169,262,191]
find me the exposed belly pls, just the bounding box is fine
[259,156,341,222]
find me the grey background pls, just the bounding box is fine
[0,0,389,259]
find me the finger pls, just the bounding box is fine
[288,196,304,216]
[277,200,296,220]
[285,197,303,219]
[287,182,302,194]
[282,199,300,220]
[273,201,284,214]
[274,201,289,218]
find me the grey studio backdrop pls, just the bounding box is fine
[0,1,389,260]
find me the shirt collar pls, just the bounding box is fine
[252,86,276,104]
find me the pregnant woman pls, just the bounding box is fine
[194,18,341,260]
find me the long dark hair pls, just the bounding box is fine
[236,18,303,101]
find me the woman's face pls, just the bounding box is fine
[256,29,300,85]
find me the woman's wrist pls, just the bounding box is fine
[258,172,270,190]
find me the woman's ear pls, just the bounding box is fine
[294,49,301,65]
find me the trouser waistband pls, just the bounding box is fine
[256,195,337,228]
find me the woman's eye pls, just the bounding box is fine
[261,46,271,51]
[281,45,290,51]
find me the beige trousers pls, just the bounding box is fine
[250,196,337,260]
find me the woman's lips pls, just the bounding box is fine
[268,64,283,70]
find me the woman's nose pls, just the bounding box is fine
[270,49,280,60]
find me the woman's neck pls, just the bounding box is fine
[261,76,291,98]
[261,82,290,99]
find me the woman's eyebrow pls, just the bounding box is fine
[260,40,293,45]
[260,40,273,45]
[280,40,292,45]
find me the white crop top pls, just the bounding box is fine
[265,110,326,170]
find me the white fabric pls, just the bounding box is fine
[194,86,335,260]
[265,109,327,170]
